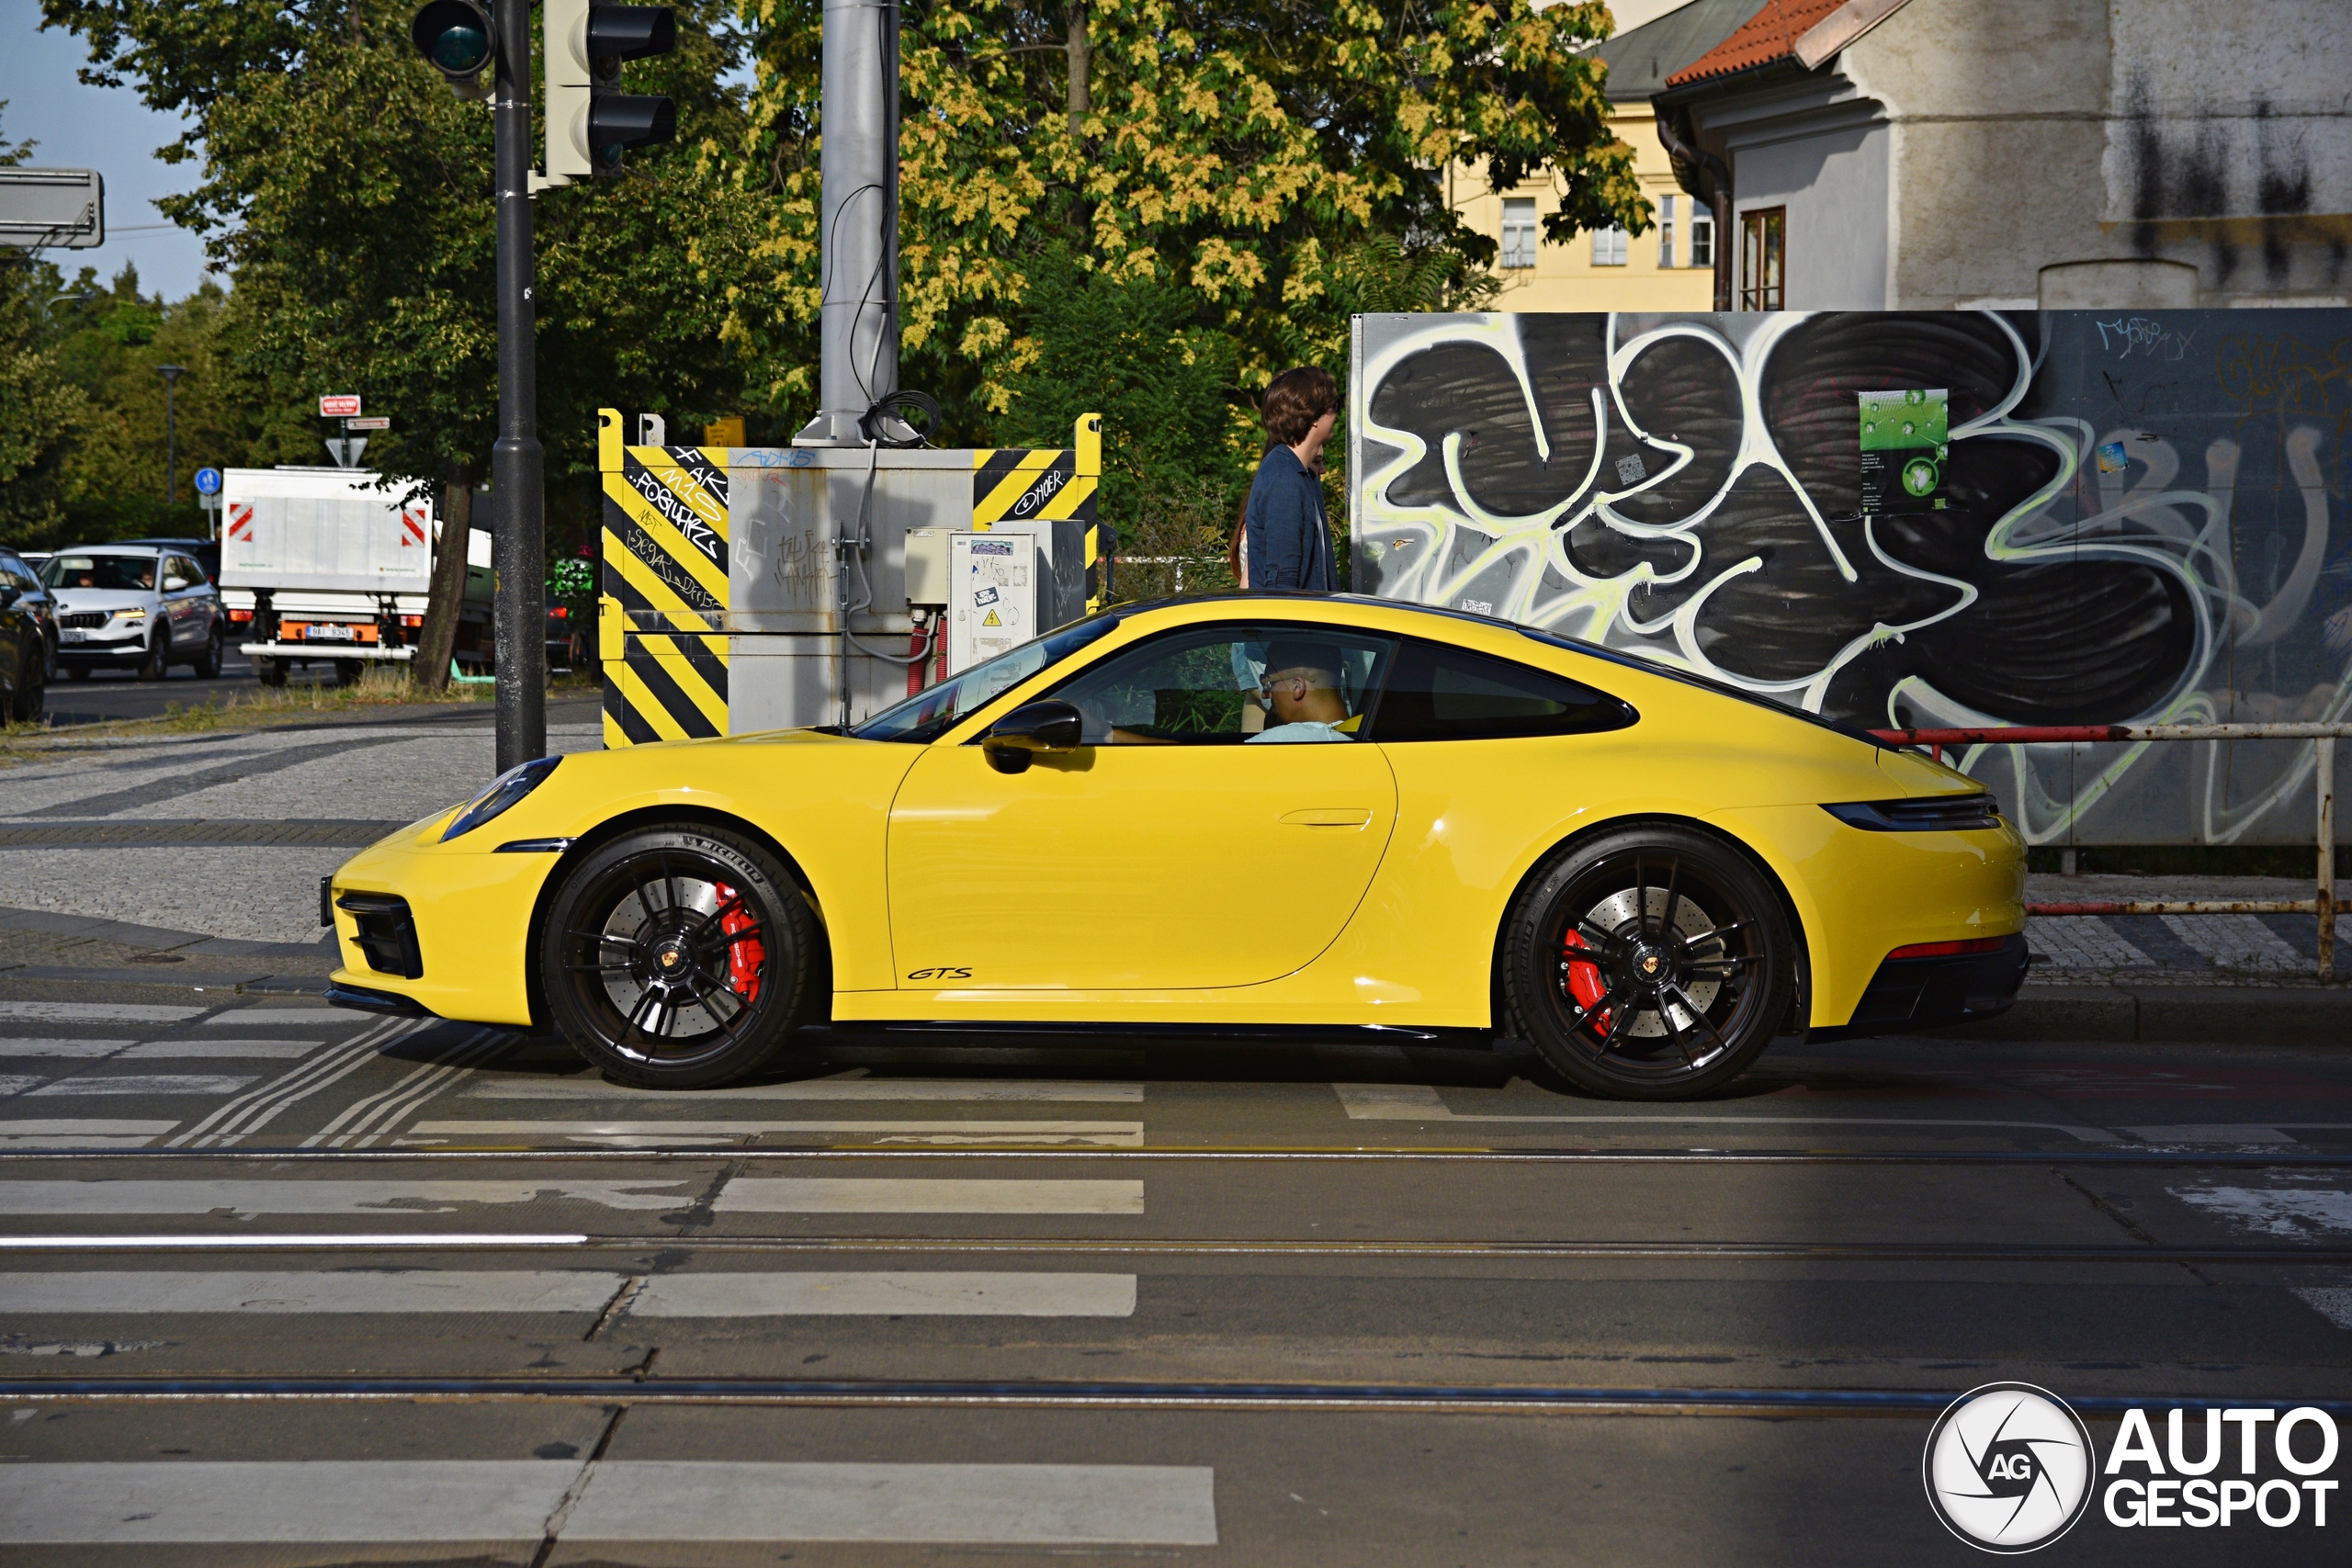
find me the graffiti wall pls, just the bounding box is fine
[1349,310,2352,846]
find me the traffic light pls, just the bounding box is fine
[410,0,497,100]
[545,0,677,180]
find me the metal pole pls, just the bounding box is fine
[156,365,186,503]
[2321,736,2337,985]
[491,0,546,771]
[797,0,899,445]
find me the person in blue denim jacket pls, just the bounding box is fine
[1244,367,1340,593]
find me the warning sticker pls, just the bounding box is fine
[982,610,1002,627]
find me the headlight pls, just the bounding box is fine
[114,607,148,621]
[441,756,562,842]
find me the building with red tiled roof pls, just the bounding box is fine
[1648,0,2350,312]
[1664,0,1850,87]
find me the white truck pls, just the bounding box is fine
[219,467,489,685]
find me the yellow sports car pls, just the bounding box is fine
[325,594,2027,1100]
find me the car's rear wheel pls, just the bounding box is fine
[1504,824,1794,1100]
[253,656,288,688]
[539,825,817,1089]
[194,621,223,679]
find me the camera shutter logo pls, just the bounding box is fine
[1924,1383,2096,1552]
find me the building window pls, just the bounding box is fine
[1690,206,1713,269]
[1591,224,1628,266]
[1500,198,1537,269]
[1739,207,1784,310]
[1657,194,1676,267]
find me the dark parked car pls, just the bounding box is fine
[0,545,56,721]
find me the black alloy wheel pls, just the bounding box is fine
[1504,825,1794,1100]
[539,825,818,1089]
[194,620,223,679]
[135,634,167,682]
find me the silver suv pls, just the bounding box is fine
[40,544,225,682]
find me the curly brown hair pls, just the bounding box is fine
[1261,366,1340,449]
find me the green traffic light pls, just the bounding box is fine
[412,0,496,91]
[429,22,491,73]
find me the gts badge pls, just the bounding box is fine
[907,966,973,982]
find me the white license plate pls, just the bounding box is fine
[60,627,85,643]
[307,625,356,642]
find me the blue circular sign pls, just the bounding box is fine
[193,467,222,496]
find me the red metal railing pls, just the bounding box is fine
[1868,722,2346,981]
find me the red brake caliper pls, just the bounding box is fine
[712,883,764,1004]
[1562,930,1608,1029]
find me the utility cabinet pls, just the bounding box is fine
[596,409,1105,745]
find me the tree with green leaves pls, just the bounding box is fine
[0,107,91,547]
[722,0,1641,555]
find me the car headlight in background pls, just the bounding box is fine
[441,756,563,842]
[113,607,147,621]
[1822,795,2003,832]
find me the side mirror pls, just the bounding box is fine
[164,577,189,592]
[981,700,1084,774]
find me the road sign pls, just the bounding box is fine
[319,394,363,417]
[193,467,222,496]
[324,437,369,468]
[344,416,391,431]
[0,168,104,249]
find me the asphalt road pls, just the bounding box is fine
[2,985,2347,1564]
[41,649,602,728]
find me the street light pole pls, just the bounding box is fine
[491,0,546,773]
[156,365,186,503]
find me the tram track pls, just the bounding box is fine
[3,1233,2345,1263]
[2,1145,2347,1168]
[2,1374,2345,1418]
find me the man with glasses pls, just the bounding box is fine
[1246,640,1359,744]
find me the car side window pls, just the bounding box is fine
[0,551,31,592]
[1048,624,1393,746]
[164,556,195,589]
[1367,637,1636,741]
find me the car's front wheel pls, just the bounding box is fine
[538,824,818,1089]
[135,634,167,682]
[1503,824,1795,1100]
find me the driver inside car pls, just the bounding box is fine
[1246,641,1358,743]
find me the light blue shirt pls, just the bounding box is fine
[1246,722,1353,744]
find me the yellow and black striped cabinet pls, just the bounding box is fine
[595,409,1105,745]
[596,410,732,747]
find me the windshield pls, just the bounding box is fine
[852,615,1124,743]
[40,555,156,592]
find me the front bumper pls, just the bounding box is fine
[1808,932,2030,1042]
[56,637,147,660]
[324,815,560,1027]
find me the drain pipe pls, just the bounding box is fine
[1654,103,1731,311]
[796,0,900,446]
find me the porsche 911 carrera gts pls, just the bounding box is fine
[324,594,2027,1100]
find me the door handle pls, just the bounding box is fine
[1279,807,1373,828]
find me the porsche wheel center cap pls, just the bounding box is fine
[1636,950,1664,978]
[656,945,684,972]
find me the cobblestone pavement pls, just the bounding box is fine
[2023,874,2341,985]
[2,719,605,945]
